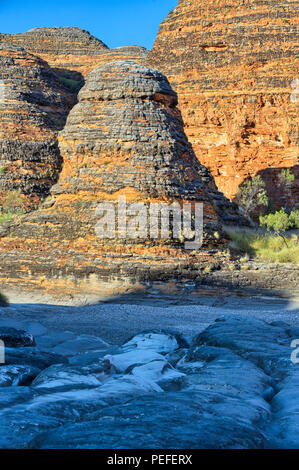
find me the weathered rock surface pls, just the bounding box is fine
[0,61,244,288]
[0,28,148,86]
[95,45,148,68]
[0,327,35,348]
[148,0,299,207]
[0,27,109,80]
[0,45,74,208]
[0,365,41,387]
[0,316,298,449]
[51,61,238,229]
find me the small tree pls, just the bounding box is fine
[235,175,268,221]
[278,169,295,212]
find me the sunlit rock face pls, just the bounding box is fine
[0,61,243,288]
[0,28,149,85]
[0,45,74,209]
[148,0,299,207]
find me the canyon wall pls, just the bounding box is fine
[148,0,298,208]
[0,45,74,209]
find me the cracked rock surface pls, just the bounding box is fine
[148,0,299,206]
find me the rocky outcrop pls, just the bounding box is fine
[95,46,148,67]
[0,61,244,289]
[148,0,299,207]
[0,28,148,85]
[0,27,108,81]
[0,45,74,209]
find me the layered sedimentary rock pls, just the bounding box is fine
[29,61,241,238]
[148,0,299,207]
[0,45,74,209]
[0,28,149,87]
[0,27,108,81]
[1,314,299,449]
[0,61,242,288]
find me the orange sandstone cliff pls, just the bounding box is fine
[148,0,298,207]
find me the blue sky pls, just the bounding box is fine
[0,0,176,50]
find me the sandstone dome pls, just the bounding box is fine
[1,61,242,246]
[0,60,244,293]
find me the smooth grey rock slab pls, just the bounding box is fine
[52,334,110,357]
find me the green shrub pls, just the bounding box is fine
[1,189,25,213]
[0,190,26,225]
[289,210,299,229]
[0,209,25,225]
[60,76,83,92]
[260,209,292,233]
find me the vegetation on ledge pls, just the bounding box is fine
[226,227,299,265]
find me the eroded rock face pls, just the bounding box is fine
[0,61,243,287]
[0,45,74,209]
[0,28,148,85]
[16,61,240,242]
[95,46,149,67]
[148,0,299,207]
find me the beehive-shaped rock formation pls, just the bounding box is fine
[0,61,242,250]
[148,0,299,208]
[0,27,108,80]
[95,46,148,68]
[34,61,241,242]
[0,45,74,209]
[0,61,245,292]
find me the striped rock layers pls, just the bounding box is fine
[148,0,299,207]
[0,45,74,209]
[0,27,109,81]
